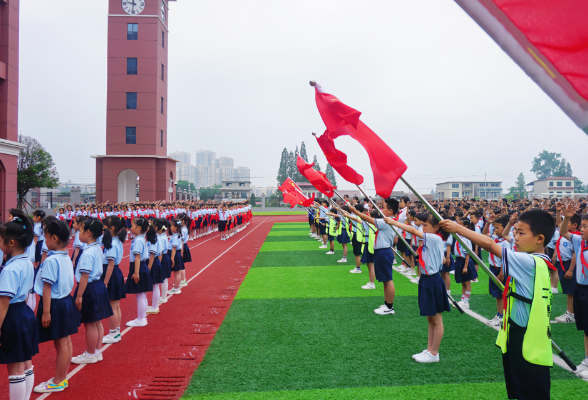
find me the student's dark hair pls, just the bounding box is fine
[363,197,369,203]
[74,215,87,225]
[153,218,167,233]
[400,196,410,204]
[355,204,365,213]
[471,211,481,219]
[133,217,149,234]
[461,217,474,230]
[33,209,46,220]
[417,212,449,240]
[370,209,381,219]
[170,219,182,230]
[353,196,359,201]
[330,208,337,213]
[341,205,350,213]
[582,214,588,222]
[517,210,555,245]
[44,220,71,246]
[82,218,112,247]
[104,216,127,244]
[384,198,399,215]
[43,215,57,227]
[146,224,157,245]
[494,216,510,228]
[1,209,34,249]
[321,200,328,206]
[569,214,581,229]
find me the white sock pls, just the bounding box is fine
[161,279,169,298]
[137,292,148,321]
[9,375,26,400]
[447,290,451,295]
[152,285,161,308]
[24,368,34,400]
[26,293,36,311]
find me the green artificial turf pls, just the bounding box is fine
[184,222,587,399]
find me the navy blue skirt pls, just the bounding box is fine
[557,260,577,295]
[150,257,164,284]
[182,243,192,263]
[37,295,80,343]
[441,255,455,273]
[360,243,374,264]
[72,249,83,273]
[101,264,126,301]
[126,260,153,294]
[374,248,394,283]
[418,273,451,316]
[73,280,113,323]
[454,257,478,283]
[0,302,39,364]
[337,229,351,244]
[35,240,43,263]
[161,253,172,279]
[172,250,185,272]
[125,219,132,229]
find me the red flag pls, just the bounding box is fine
[279,177,316,207]
[282,192,299,209]
[314,85,407,198]
[315,133,363,185]
[296,156,336,198]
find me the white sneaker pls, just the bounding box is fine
[374,304,395,315]
[319,245,327,249]
[414,276,420,283]
[325,251,334,255]
[350,268,362,274]
[397,266,408,273]
[180,280,188,287]
[95,351,103,361]
[126,318,148,327]
[146,306,160,315]
[362,282,376,290]
[171,288,182,295]
[71,352,97,364]
[472,279,479,283]
[415,352,439,363]
[158,297,168,304]
[412,350,429,360]
[337,258,347,263]
[575,359,588,373]
[449,270,455,275]
[486,316,502,327]
[102,333,121,344]
[551,287,559,294]
[554,311,575,323]
[457,300,470,310]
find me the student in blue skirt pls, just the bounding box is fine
[441,228,454,293]
[335,206,351,263]
[32,210,46,268]
[126,218,153,327]
[0,213,39,400]
[155,219,171,304]
[146,223,163,315]
[101,216,127,344]
[180,213,191,287]
[33,221,80,393]
[350,199,399,314]
[452,218,478,309]
[71,218,113,364]
[385,212,451,363]
[71,216,86,273]
[168,219,185,295]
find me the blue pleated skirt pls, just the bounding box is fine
[337,229,351,244]
[73,280,113,323]
[35,240,43,263]
[72,249,83,273]
[453,257,478,283]
[182,243,192,263]
[161,252,172,279]
[441,255,455,273]
[150,257,164,284]
[126,260,153,294]
[418,273,451,316]
[172,250,185,272]
[0,302,39,364]
[37,295,81,343]
[101,264,127,301]
[360,243,374,264]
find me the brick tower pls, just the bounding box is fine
[94,0,177,203]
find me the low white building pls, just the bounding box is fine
[220,180,251,201]
[526,177,576,198]
[435,181,503,199]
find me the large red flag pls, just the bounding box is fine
[314,85,407,199]
[278,177,316,207]
[296,156,336,198]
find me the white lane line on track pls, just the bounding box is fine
[38,219,268,399]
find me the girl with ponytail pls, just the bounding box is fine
[101,216,127,344]
[155,219,171,303]
[125,218,153,327]
[168,219,184,295]
[146,223,163,314]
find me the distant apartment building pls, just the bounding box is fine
[251,185,276,197]
[234,166,250,182]
[170,150,251,188]
[436,181,503,199]
[526,177,576,198]
[196,150,215,168]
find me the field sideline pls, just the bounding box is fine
[183,222,587,399]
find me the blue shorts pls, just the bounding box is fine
[328,234,335,242]
[418,273,451,316]
[557,259,577,295]
[360,243,373,264]
[374,248,394,282]
[397,240,406,254]
[489,266,505,298]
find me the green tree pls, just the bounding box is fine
[531,151,562,179]
[293,145,301,182]
[17,135,60,209]
[277,147,288,185]
[287,150,295,181]
[300,142,308,162]
[313,154,321,172]
[199,184,221,201]
[250,192,258,206]
[575,178,586,193]
[507,173,527,199]
[176,180,196,193]
[325,164,337,187]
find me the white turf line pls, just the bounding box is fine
[391,265,588,383]
[38,219,268,400]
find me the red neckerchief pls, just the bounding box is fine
[489,237,505,267]
[556,231,580,270]
[417,233,443,275]
[502,276,512,330]
[581,238,588,279]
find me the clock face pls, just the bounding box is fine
[161,1,166,21]
[122,1,145,15]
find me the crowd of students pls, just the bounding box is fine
[0,200,251,399]
[309,195,588,398]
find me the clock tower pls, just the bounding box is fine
[94,0,178,203]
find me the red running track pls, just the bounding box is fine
[0,215,306,400]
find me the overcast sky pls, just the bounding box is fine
[19,0,588,195]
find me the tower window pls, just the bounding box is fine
[161,130,163,147]
[126,92,137,109]
[161,97,164,113]
[126,127,136,144]
[127,24,138,40]
[161,64,164,81]
[162,31,165,48]
[127,58,137,75]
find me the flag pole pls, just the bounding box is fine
[399,177,576,369]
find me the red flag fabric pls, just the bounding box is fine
[296,156,336,198]
[314,86,407,199]
[315,133,364,185]
[279,177,317,207]
[282,192,299,209]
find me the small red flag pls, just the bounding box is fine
[296,156,336,198]
[279,177,316,208]
[314,85,407,198]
